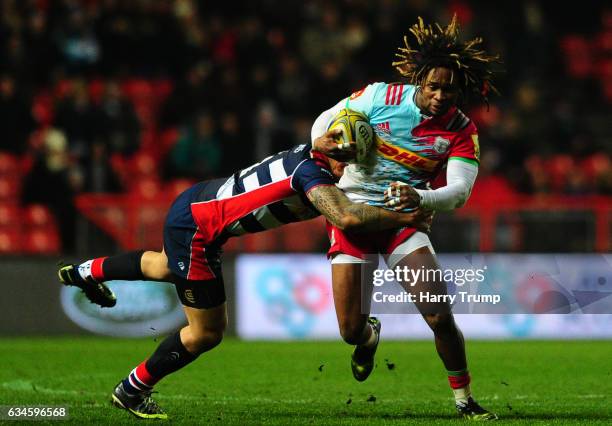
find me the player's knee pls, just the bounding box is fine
[424,313,456,336]
[187,325,226,355]
[200,328,224,350]
[183,319,227,355]
[338,319,367,345]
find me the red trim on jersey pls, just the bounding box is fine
[414,106,457,131]
[186,227,216,281]
[190,177,294,241]
[310,151,340,182]
[385,84,404,106]
[448,122,479,163]
[411,107,479,164]
[310,150,334,171]
[221,177,293,226]
[135,361,157,386]
[183,177,299,281]
[91,257,107,282]
[385,84,393,105]
[394,84,404,105]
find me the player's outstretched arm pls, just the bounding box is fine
[307,185,431,233]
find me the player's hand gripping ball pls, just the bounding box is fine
[327,109,374,164]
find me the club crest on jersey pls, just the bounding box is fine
[375,122,391,135]
[433,136,450,154]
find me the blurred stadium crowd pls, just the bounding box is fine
[0,0,610,253]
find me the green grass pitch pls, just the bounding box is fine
[0,338,610,424]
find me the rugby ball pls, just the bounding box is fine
[328,109,374,163]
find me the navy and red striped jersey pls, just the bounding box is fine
[190,144,335,239]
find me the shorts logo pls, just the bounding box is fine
[433,136,450,154]
[178,261,185,271]
[184,289,196,304]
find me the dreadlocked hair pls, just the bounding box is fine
[392,14,500,107]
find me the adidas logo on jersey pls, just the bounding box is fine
[375,122,391,135]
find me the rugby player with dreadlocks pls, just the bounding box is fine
[311,15,500,420]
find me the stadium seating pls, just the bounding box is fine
[0,204,60,254]
[0,204,20,227]
[0,229,21,253]
[0,176,20,202]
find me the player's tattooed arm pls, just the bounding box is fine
[306,185,351,228]
[307,185,432,233]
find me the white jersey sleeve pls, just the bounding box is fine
[310,83,384,146]
[414,159,478,210]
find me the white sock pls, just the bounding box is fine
[362,323,378,348]
[453,384,472,405]
[77,260,94,281]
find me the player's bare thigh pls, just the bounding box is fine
[180,303,228,355]
[140,249,172,281]
[392,246,451,316]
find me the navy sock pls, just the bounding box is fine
[103,250,145,281]
[121,331,197,395]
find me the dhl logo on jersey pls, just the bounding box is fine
[375,136,439,172]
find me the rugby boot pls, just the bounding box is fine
[351,317,381,382]
[456,397,498,421]
[111,381,168,420]
[58,263,116,307]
